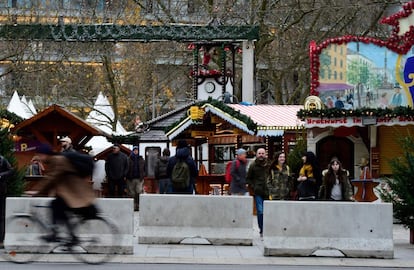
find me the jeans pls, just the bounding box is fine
[254,195,264,234]
[159,178,172,194]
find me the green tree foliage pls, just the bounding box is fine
[287,131,307,179]
[380,135,414,230]
[0,128,25,196]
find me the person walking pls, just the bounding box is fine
[105,143,129,197]
[167,139,198,194]
[155,148,171,194]
[297,151,322,200]
[247,148,270,237]
[267,151,293,200]
[319,157,353,201]
[0,154,12,246]
[230,148,248,196]
[126,146,146,211]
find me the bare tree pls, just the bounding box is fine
[0,0,406,132]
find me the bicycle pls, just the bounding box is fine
[2,203,119,264]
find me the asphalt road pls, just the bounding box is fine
[0,263,409,270]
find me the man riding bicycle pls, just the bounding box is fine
[32,143,98,245]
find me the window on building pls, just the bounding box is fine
[145,146,161,178]
[320,69,325,79]
[0,0,10,7]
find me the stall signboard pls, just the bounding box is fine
[309,2,414,110]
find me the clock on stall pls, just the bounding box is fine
[204,82,216,93]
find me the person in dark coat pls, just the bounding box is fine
[319,157,353,201]
[166,139,198,194]
[155,148,171,194]
[0,155,12,245]
[105,143,129,197]
[247,148,270,237]
[126,146,146,211]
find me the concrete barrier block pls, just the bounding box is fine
[263,201,394,259]
[4,197,134,254]
[138,194,253,245]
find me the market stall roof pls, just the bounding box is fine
[166,103,304,140]
[11,104,110,149]
[228,104,304,136]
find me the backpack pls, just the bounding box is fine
[225,160,240,184]
[62,152,94,177]
[171,159,190,190]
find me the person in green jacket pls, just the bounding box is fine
[246,148,270,237]
[267,151,294,200]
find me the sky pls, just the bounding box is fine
[347,42,400,69]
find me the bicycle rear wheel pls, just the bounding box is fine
[72,216,119,264]
[2,216,48,263]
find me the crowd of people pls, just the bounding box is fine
[227,147,363,237]
[6,136,367,242]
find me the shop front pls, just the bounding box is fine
[166,102,304,195]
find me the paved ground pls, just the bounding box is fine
[128,212,414,268]
[1,212,414,267]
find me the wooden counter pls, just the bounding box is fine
[351,179,379,202]
[196,174,227,195]
[24,175,44,191]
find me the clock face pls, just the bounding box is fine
[204,82,216,93]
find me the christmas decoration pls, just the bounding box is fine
[309,1,414,96]
[0,24,259,42]
[297,106,414,120]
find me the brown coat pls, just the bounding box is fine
[36,155,95,208]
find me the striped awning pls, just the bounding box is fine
[166,103,304,140]
[228,104,304,136]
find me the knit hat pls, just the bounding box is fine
[236,148,246,155]
[177,139,188,149]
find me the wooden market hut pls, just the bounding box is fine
[11,104,110,168]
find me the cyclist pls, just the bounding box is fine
[32,143,98,245]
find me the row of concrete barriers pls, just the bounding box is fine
[4,195,394,258]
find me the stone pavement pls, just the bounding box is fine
[127,212,414,268]
[1,211,413,267]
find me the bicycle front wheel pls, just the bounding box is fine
[2,216,48,263]
[72,216,119,264]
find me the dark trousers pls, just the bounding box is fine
[50,196,98,237]
[0,180,6,242]
[108,178,125,197]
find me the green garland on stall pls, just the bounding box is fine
[297,106,414,120]
[165,98,257,134]
[0,109,23,125]
[199,98,257,132]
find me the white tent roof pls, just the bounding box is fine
[86,92,129,154]
[7,91,33,119]
[86,92,127,135]
[20,95,37,117]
